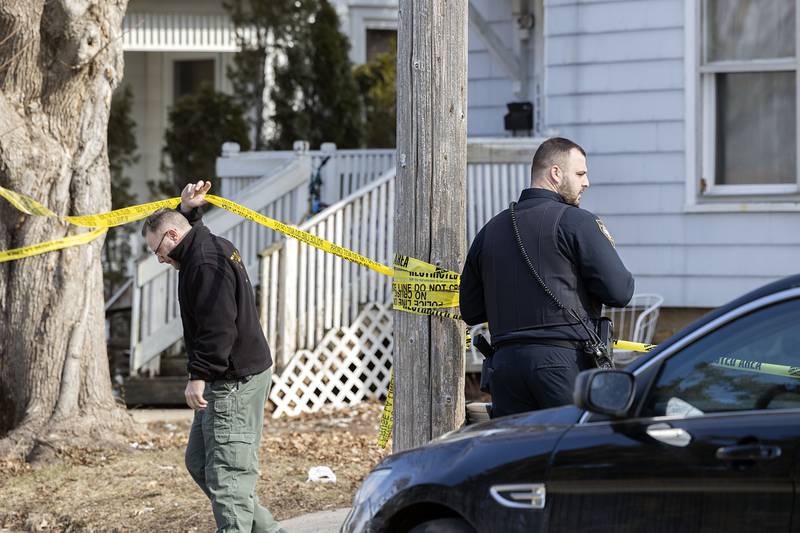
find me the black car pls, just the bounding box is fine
[343,275,800,533]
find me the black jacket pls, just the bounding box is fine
[169,209,272,381]
[460,188,634,345]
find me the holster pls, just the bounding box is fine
[473,334,496,393]
[583,317,615,369]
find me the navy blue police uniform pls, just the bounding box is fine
[460,188,634,418]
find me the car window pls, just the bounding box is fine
[643,298,800,417]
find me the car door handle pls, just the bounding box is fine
[646,423,692,447]
[716,444,782,461]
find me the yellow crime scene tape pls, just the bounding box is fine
[0,227,108,263]
[0,184,182,228]
[392,253,462,321]
[0,184,182,263]
[204,195,396,277]
[0,184,655,448]
[377,372,394,448]
[712,356,800,380]
[614,340,656,353]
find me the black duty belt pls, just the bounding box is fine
[495,339,583,350]
[220,372,254,382]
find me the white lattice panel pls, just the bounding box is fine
[269,303,393,418]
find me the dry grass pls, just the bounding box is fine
[0,402,390,532]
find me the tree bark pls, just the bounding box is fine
[394,0,467,451]
[0,0,135,463]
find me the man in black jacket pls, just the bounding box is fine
[141,181,281,533]
[460,138,634,418]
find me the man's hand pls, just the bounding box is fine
[185,379,208,410]
[180,180,212,213]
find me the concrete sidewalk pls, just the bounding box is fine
[129,408,195,423]
[280,508,350,532]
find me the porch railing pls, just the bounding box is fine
[261,169,395,367]
[261,137,544,370]
[217,142,396,204]
[130,142,397,376]
[130,156,311,375]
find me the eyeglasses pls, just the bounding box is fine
[153,231,169,256]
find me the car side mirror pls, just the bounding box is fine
[573,369,635,418]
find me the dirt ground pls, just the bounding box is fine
[0,402,390,532]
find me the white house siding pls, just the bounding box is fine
[544,0,800,308]
[121,0,238,202]
[120,0,537,194]
[332,0,400,64]
[467,0,540,137]
[120,50,234,203]
[333,0,538,137]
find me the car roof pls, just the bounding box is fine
[626,273,800,370]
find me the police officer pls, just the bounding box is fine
[460,137,634,418]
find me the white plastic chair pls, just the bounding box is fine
[603,293,664,365]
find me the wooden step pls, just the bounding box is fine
[159,355,189,376]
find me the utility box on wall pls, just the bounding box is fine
[504,101,533,136]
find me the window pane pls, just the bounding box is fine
[173,60,215,101]
[366,29,397,62]
[643,299,800,417]
[715,71,796,185]
[706,0,795,61]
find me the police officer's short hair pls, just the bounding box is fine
[141,208,190,237]
[531,137,586,183]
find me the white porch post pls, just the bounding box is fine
[276,238,299,368]
[320,142,339,207]
[218,142,241,199]
[292,140,311,222]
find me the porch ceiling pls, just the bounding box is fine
[122,11,256,52]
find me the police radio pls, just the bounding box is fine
[583,316,614,370]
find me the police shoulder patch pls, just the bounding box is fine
[230,249,243,264]
[595,219,616,248]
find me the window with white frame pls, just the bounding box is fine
[365,29,396,62]
[700,0,798,196]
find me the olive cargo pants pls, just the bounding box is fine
[185,368,280,533]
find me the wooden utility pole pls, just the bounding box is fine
[394,0,468,451]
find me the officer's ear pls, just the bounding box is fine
[167,228,179,242]
[549,163,563,185]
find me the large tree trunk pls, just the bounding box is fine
[0,0,133,462]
